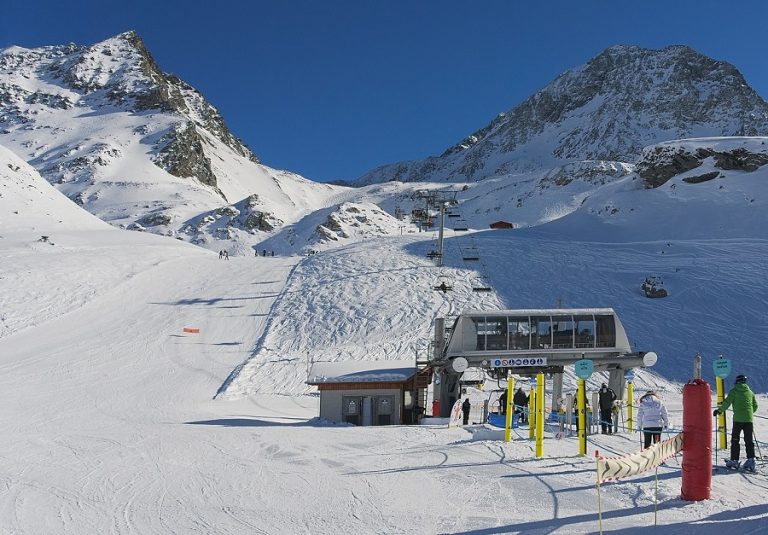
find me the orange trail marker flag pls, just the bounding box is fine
[182,327,200,334]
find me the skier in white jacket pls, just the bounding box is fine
[637,391,669,448]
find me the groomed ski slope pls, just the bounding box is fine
[3,142,768,534]
[1,228,768,534]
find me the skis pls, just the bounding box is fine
[723,460,759,474]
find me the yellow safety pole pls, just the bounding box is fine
[716,376,726,450]
[535,371,544,458]
[529,386,536,439]
[627,380,634,433]
[504,377,515,443]
[578,378,586,456]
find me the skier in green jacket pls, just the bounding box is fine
[714,374,759,472]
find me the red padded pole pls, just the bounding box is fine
[681,379,712,500]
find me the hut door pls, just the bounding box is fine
[342,396,362,425]
[375,395,394,425]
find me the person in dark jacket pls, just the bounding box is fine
[498,390,508,415]
[513,387,529,423]
[714,374,759,471]
[462,398,472,425]
[598,383,617,434]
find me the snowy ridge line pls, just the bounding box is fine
[213,257,304,399]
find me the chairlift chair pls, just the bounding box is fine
[642,275,668,298]
[433,281,453,293]
[471,276,492,292]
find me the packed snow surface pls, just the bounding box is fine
[2,146,768,533]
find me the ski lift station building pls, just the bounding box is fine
[431,308,654,415]
[307,360,431,426]
[443,308,631,361]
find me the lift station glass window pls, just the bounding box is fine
[508,317,531,349]
[531,316,552,349]
[552,315,575,348]
[574,315,596,348]
[471,317,487,350]
[595,315,616,347]
[465,312,617,351]
[472,317,506,350]
[485,316,508,350]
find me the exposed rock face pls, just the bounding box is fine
[637,140,768,188]
[313,202,405,245]
[538,160,633,189]
[636,146,705,188]
[357,45,768,185]
[154,122,219,191]
[682,171,720,184]
[180,193,282,244]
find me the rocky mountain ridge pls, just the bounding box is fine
[1,31,256,174]
[4,35,768,256]
[356,45,768,185]
[0,31,350,252]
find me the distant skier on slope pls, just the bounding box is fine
[714,374,758,471]
[637,391,668,448]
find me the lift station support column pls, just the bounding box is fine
[436,202,446,267]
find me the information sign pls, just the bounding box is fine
[713,357,732,379]
[574,359,594,380]
[489,357,547,368]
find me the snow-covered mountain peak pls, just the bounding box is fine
[356,44,768,185]
[0,32,349,254]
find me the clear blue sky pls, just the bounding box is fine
[3,0,768,182]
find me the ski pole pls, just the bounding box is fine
[753,428,763,460]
